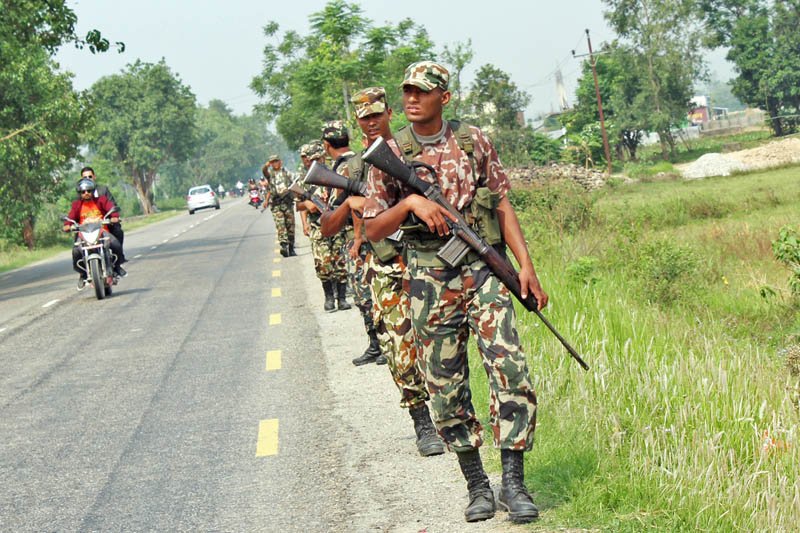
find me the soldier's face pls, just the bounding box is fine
[270,160,282,170]
[357,108,392,144]
[301,155,311,169]
[402,86,449,125]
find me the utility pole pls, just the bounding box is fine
[574,29,612,175]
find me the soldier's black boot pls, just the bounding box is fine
[456,449,495,522]
[498,449,539,523]
[288,243,297,256]
[336,281,352,310]
[322,281,336,313]
[352,328,381,366]
[409,404,445,457]
[279,243,289,257]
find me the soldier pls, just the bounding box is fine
[262,154,296,257]
[320,120,383,366]
[320,88,442,456]
[363,61,546,524]
[296,141,351,312]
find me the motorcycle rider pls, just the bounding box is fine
[80,166,127,269]
[63,178,124,290]
[247,178,260,207]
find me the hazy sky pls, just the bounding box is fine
[56,1,731,121]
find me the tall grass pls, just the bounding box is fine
[468,165,800,530]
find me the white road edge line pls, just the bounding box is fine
[42,299,59,308]
[134,254,142,259]
[0,327,7,333]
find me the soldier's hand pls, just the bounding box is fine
[303,224,310,236]
[406,195,455,237]
[519,265,548,310]
[349,238,362,259]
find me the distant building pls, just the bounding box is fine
[689,95,729,126]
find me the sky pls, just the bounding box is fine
[56,0,732,124]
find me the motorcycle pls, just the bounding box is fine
[248,188,264,209]
[62,207,121,300]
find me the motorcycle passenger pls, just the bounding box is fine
[247,178,261,207]
[80,167,127,266]
[63,178,125,289]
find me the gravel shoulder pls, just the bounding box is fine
[678,136,800,178]
[297,237,528,533]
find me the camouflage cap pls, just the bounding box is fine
[351,87,387,118]
[299,143,311,157]
[303,140,326,160]
[268,154,280,162]
[322,120,348,141]
[401,61,449,92]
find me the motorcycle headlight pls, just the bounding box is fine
[81,229,101,244]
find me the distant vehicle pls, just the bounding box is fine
[186,185,220,215]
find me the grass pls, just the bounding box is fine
[0,208,183,274]
[467,164,800,530]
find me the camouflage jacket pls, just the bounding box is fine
[363,124,510,219]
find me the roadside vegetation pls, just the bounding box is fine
[470,164,800,530]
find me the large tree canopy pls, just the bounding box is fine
[701,0,800,136]
[0,0,119,248]
[87,60,197,214]
[250,0,434,149]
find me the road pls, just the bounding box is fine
[0,200,523,532]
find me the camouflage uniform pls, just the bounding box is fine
[300,142,347,283]
[351,87,430,406]
[363,93,537,453]
[265,155,296,250]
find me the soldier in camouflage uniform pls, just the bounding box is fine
[296,141,350,312]
[363,61,546,524]
[320,88,443,456]
[262,154,296,257]
[319,120,383,364]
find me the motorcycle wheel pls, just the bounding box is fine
[89,257,105,300]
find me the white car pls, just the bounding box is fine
[186,185,220,215]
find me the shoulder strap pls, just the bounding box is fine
[347,152,366,183]
[394,125,421,160]
[449,120,482,185]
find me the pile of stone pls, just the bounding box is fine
[680,137,800,179]
[507,163,606,190]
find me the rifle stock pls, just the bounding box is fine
[363,136,589,371]
[304,161,367,196]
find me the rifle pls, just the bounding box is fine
[304,161,368,196]
[363,136,589,371]
[288,179,328,213]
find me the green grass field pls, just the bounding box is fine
[470,165,800,531]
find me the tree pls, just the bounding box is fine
[0,0,120,248]
[463,64,538,165]
[603,0,705,159]
[250,0,433,150]
[701,0,800,136]
[441,39,474,117]
[87,60,197,214]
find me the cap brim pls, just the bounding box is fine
[401,80,436,92]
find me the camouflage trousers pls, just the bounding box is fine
[365,252,430,410]
[309,226,347,282]
[344,239,373,319]
[270,199,295,247]
[405,251,537,452]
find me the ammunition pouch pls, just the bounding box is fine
[369,237,400,263]
[469,187,503,246]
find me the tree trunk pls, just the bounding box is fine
[767,98,783,136]
[22,215,35,250]
[132,169,155,215]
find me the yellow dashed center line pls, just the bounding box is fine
[272,270,281,277]
[271,287,281,297]
[273,257,281,263]
[266,350,282,371]
[274,248,280,254]
[256,419,279,457]
[269,313,281,325]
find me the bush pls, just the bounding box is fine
[634,239,699,305]
[622,160,678,180]
[773,226,800,296]
[510,181,597,241]
[566,256,600,285]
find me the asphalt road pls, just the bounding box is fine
[0,199,527,532]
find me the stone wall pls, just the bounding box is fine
[506,163,606,190]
